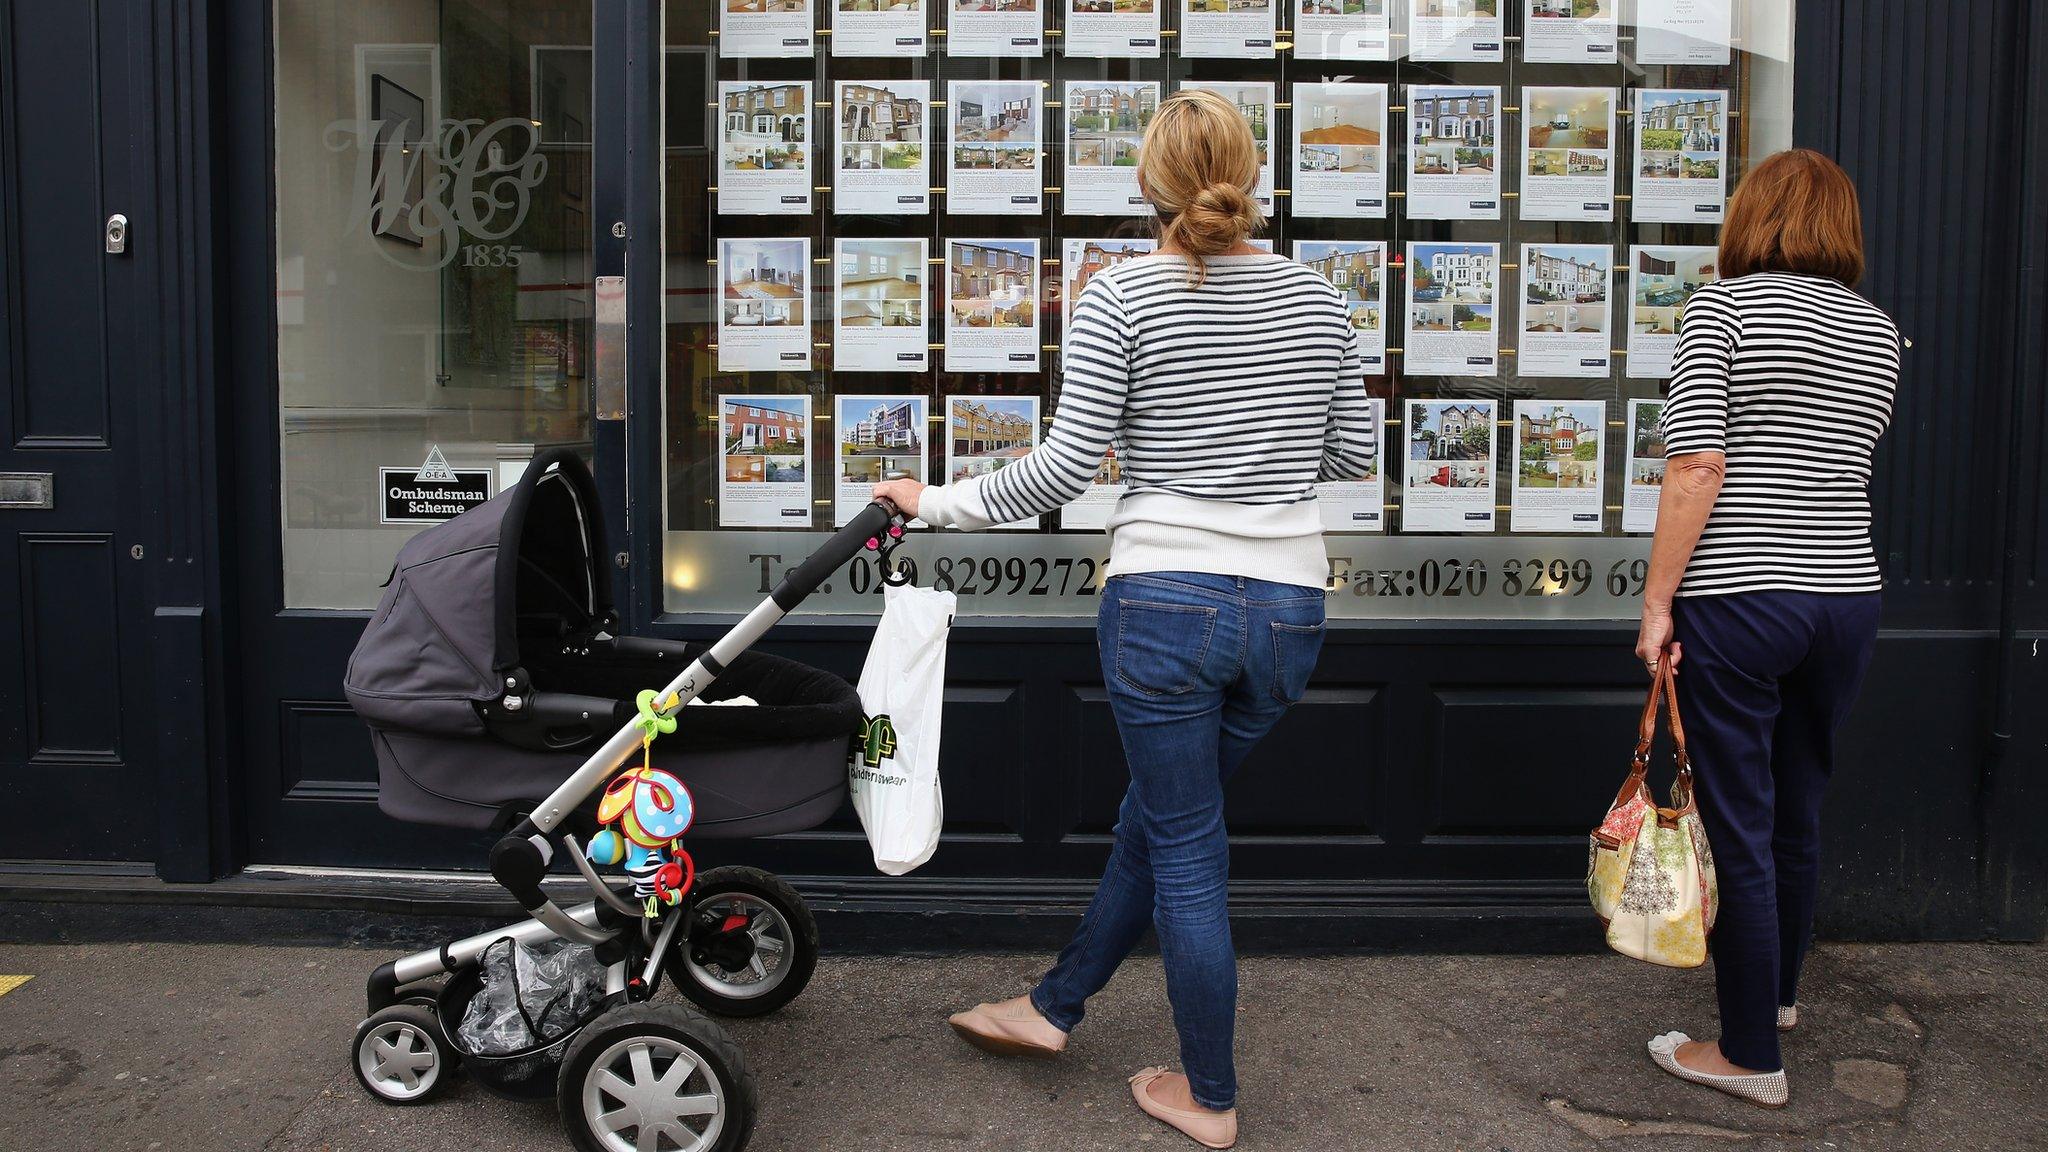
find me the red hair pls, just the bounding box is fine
[1718,149,1866,287]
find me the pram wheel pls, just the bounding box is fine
[351,1003,456,1105]
[667,866,818,1018]
[559,1002,757,1152]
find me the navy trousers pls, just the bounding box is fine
[1670,590,1880,1073]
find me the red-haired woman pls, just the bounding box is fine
[1635,148,1905,1107]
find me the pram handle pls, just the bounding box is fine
[769,499,903,611]
[488,499,907,931]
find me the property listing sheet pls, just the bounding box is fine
[1064,0,1161,57]
[1623,398,1668,533]
[1182,81,1276,212]
[1636,0,1733,65]
[834,393,928,526]
[1403,399,1496,533]
[1404,241,1499,377]
[721,0,814,57]
[1296,240,1388,375]
[1293,0,1393,61]
[835,80,930,216]
[1064,238,1157,312]
[944,238,1042,373]
[1632,88,1728,224]
[1291,83,1388,219]
[1510,399,1606,533]
[944,394,1043,528]
[832,0,927,57]
[949,0,1044,56]
[1521,0,1617,63]
[1521,86,1615,222]
[1518,243,1613,379]
[1063,81,1158,215]
[717,394,813,528]
[1317,397,1386,532]
[1179,0,1277,59]
[718,237,814,373]
[1625,244,1717,379]
[718,81,812,216]
[1407,0,1504,61]
[946,80,1044,215]
[1059,444,1125,529]
[834,238,931,374]
[1405,85,1501,220]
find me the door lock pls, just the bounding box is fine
[105,213,129,254]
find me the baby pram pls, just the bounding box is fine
[342,450,906,1152]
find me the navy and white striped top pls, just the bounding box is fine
[918,253,1377,590]
[1661,272,1903,596]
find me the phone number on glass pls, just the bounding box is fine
[754,553,1651,601]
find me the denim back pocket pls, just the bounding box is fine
[1114,600,1218,697]
[1269,620,1326,704]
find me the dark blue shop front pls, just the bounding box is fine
[0,0,2042,944]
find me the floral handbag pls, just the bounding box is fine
[1587,661,1718,968]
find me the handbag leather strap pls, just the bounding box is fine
[1631,661,1695,812]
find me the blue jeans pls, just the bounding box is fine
[1030,572,1326,1110]
[1672,591,1881,1073]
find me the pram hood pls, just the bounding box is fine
[345,449,609,739]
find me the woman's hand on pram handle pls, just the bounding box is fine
[870,478,925,519]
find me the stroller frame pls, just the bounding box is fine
[354,496,906,1148]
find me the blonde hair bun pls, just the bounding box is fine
[1175,182,1260,257]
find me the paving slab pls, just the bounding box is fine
[0,941,2040,1151]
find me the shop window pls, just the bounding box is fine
[271,0,594,608]
[662,2,1794,621]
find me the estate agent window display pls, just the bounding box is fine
[665,0,1784,622]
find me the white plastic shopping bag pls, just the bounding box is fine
[849,581,956,875]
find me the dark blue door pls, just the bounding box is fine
[0,2,159,861]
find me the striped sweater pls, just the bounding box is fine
[919,253,1376,590]
[1661,272,1903,596]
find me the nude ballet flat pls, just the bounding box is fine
[1129,1066,1239,1150]
[1647,1032,1789,1109]
[946,995,1067,1058]
[1778,1004,1799,1032]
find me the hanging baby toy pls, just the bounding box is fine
[585,689,696,916]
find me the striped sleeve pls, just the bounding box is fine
[1316,328,1376,482]
[1660,284,1738,456]
[918,276,1131,530]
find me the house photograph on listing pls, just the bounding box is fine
[1410,89,1495,174]
[1068,239,1153,297]
[836,396,926,486]
[723,83,808,169]
[1633,247,1716,335]
[1517,402,1602,488]
[949,240,1037,328]
[1411,242,1495,303]
[1067,83,1158,168]
[838,240,924,328]
[839,82,925,169]
[1296,86,1382,173]
[950,397,1038,481]
[1411,401,1492,461]
[723,396,808,454]
[722,239,808,327]
[1298,242,1383,330]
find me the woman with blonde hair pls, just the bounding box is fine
[871,88,1375,1148]
[1636,148,1902,1107]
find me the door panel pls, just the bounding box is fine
[0,0,157,861]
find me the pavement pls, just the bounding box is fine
[0,939,2042,1151]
